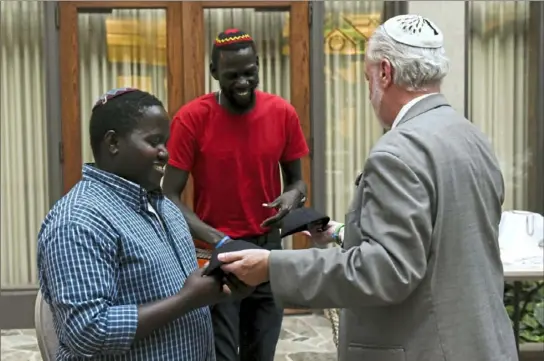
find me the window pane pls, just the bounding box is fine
[324,0,384,221]
[468,1,531,210]
[0,1,48,288]
[78,9,168,163]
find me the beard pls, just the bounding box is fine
[222,86,257,112]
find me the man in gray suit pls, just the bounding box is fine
[217,14,519,361]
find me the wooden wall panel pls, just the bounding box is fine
[289,2,311,250]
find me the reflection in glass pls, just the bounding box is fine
[78,9,168,163]
[324,1,384,221]
[467,1,530,210]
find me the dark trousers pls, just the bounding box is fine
[212,229,284,361]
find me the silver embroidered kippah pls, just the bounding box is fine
[383,14,444,49]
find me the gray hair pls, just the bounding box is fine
[365,25,450,92]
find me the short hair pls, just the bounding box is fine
[211,29,257,68]
[89,88,164,156]
[365,25,450,91]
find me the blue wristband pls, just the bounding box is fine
[216,236,230,248]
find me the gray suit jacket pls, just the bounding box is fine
[269,94,518,361]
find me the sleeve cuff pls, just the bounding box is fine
[281,149,309,163]
[167,159,192,172]
[268,250,307,308]
[102,304,139,353]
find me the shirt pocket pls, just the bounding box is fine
[347,344,406,361]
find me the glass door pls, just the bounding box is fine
[59,1,183,193]
[179,1,312,252]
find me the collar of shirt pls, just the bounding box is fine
[82,163,163,212]
[391,93,437,129]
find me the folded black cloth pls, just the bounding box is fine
[280,207,330,238]
[203,239,264,277]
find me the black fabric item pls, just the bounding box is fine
[211,230,283,361]
[280,207,330,238]
[203,239,264,277]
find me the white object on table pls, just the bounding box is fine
[499,210,543,280]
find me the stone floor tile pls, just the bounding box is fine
[281,317,320,338]
[1,350,39,361]
[1,315,337,361]
[288,352,337,361]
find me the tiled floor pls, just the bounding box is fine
[1,315,337,361]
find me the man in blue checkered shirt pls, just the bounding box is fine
[37,89,250,361]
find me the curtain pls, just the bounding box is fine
[467,1,530,210]
[78,9,167,164]
[0,1,48,289]
[323,0,385,222]
[203,8,293,248]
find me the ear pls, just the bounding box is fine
[255,55,260,67]
[380,59,393,88]
[210,63,219,81]
[104,130,120,155]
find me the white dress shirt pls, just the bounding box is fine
[391,93,437,129]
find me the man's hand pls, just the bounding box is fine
[218,249,271,286]
[301,220,344,246]
[222,273,255,300]
[201,261,255,300]
[261,189,304,228]
[181,268,229,308]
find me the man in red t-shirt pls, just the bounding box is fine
[163,29,309,361]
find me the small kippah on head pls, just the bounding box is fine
[214,28,253,47]
[383,14,443,49]
[92,87,138,111]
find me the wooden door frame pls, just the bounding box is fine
[59,1,183,194]
[180,1,312,251]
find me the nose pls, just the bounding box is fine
[158,147,169,163]
[236,78,249,88]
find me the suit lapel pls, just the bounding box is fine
[396,93,450,128]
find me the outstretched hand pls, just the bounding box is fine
[200,261,255,300]
[218,249,271,287]
[260,189,304,228]
[301,220,343,246]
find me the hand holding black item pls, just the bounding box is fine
[181,268,229,308]
[279,207,330,238]
[222,272,255,300]
[203,239,265,277]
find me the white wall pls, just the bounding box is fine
[408,1,466,116]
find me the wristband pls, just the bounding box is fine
[215,236,230,249]
[332,224,345,245]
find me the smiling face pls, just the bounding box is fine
[106,105,170,191]
[212,46,259,110]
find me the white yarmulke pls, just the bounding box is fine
[383,14,444,49]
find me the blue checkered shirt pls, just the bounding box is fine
[37,165,215,361]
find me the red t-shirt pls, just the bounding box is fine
[167,91,309,239]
